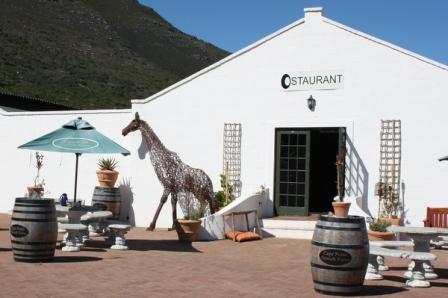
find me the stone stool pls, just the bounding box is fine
[59,223,88,252]
[406,252,437,288]
[107,223,132,250]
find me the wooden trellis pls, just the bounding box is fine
[223,123,242,198]
[378,120,401,218]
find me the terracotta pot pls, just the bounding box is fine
[27,186,44,197]
[380,217,401,226]
[368,230,395,241]
[332,201,351,218]
[175,219,202,242]
[96,170,119,188]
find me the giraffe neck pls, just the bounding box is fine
[139,121,167,157]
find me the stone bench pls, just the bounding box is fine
[58,223,88,252]
[106,221,132,250]
[367,246,437,288]
[369,241,414,270]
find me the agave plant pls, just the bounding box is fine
[97,157,118,171]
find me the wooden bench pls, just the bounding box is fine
[423,207,448,228]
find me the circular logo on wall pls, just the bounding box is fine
[281,74,291,89]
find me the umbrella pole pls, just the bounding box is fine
[74,153,80,202]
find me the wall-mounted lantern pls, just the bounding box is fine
[307,95,316,111]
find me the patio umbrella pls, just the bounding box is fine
[18,117,130,201]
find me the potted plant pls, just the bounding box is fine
[96,157,119,188]
[332,149,351,217]
[175,192,204,242]
[214,174,235,209]
[367,218,395,241]
[379,183,401,226]
[27,152,45,198]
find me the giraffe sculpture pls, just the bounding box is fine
[122,112,217,231]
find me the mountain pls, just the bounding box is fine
[0,0,229,109]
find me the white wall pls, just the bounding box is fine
[129,9,448,227]
[0,109,134,221]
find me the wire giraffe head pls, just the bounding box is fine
[122,112,143,136]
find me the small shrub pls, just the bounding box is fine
[214,174,235,208]
[369,219,391,232]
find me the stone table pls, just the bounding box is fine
[80,210,113,237]
[388,225,448,279]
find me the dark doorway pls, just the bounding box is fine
[309,128,341,213]
[274,127,345,216]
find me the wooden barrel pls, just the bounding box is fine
[311,215,369,295]
[10,198,58,262]
[92,187,121,219]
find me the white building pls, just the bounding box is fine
[1,7,448,235]
[129,7,448,229]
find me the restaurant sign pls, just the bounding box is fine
[281,71,344,91]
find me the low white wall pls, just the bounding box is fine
[0,109,134,223]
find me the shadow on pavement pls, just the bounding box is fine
[382,275,407,283]
[127,239,202,253]
[51,256,103,263]
[387,266,408,271]
[83,239,111,249]
[435,267,448,279]
[430,281,448,288]
[79,247,108,253]
[357,285,408,296]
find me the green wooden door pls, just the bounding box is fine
[275,130,310,216]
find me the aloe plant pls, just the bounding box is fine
[97,157,118,171]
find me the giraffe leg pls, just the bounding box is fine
[169,193,178,230]
[147,189,170,231]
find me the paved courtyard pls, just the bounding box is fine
[0,213,447,297]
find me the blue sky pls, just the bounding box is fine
[139,0,448,65]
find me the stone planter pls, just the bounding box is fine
[96,170,119,188]
[175,219,202,242]
[368,230,395,241]
[332,201,351,218]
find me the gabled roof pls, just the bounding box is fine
[132,7,448,105]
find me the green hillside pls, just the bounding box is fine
[0,0,229,109]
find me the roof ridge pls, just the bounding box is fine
[322,17,448,71]
[132,12,448,105]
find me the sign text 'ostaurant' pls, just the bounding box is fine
[281,71,344,91]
